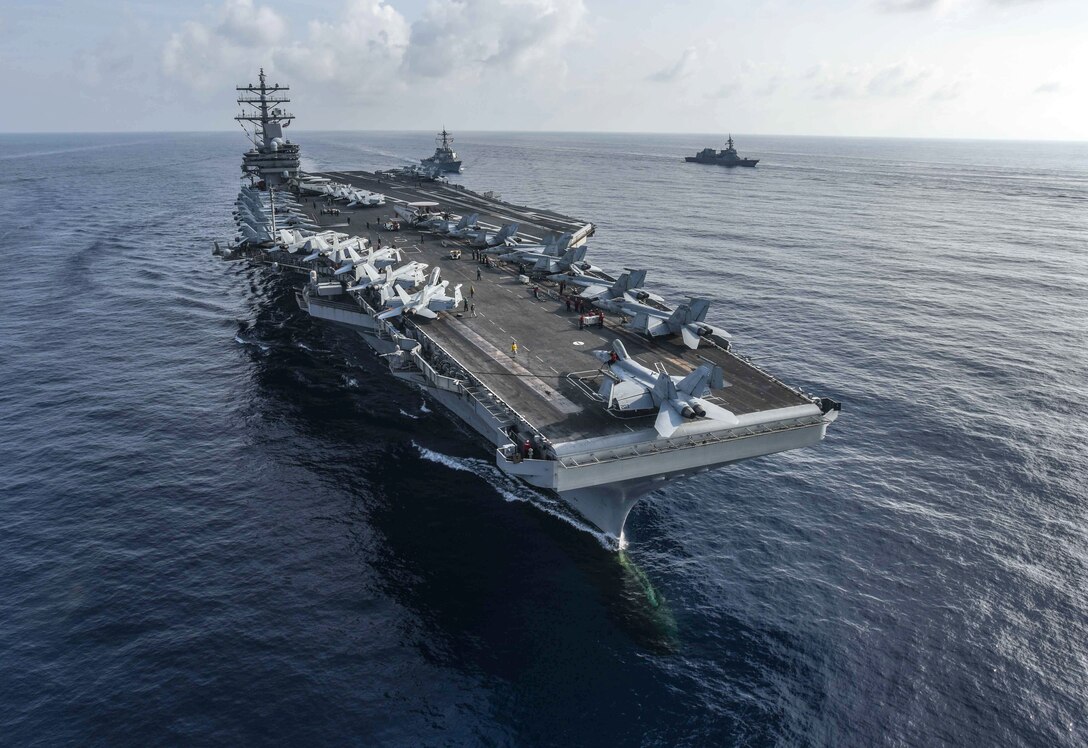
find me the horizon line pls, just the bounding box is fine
[0,128,1085,144]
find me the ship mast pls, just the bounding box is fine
[436,127,453,150]
[234,68,301,188]
[235,68,294,151]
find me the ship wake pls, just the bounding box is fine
[412,442,620,550]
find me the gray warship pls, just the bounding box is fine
[224,72,839,544]
[685,135,759,167]
[421,128,463,173]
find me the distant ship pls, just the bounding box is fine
[685,135,759,167]
[421,128,463,173]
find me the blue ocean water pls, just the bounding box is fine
[1,130,1086,746]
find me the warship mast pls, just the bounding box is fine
[235,68,300,188]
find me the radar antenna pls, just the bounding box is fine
[235,67,294,151]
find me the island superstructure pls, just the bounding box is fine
[236,68,300,187]
[224,73,839,542]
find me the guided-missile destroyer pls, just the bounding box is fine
[224,73,839,543]
[686,135,759,167]
[421,128,462,173]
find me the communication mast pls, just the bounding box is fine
[235,68,300,188]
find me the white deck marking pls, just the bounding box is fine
[450,319,581,415]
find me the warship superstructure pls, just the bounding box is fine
[420,128,463,173]
[224,74,839,543]
[236,68,300,187]
[686,135,759,167]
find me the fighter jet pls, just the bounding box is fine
[446,213,480,238]
[346,188,385,208]
[333,245,401,274]
[280,230,347,254]
[470,223,519,248]
[428,212,478,236]
[346,260,428,291]
[593,340,736,438]
[303,235,364,263]
[552,269,659,303]
[596,295,731,349]
[238,223,274,246]
[376,268,463,320]
[501,245,588,275]
[492,231,571,261]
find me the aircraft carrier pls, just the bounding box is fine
[224,71,840,543]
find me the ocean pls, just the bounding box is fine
[0,130,1085,746]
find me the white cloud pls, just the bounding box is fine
[402,0,587,81]
[275,0,409,95]
[162,0,290,92]
[930,80,964,100]
[808,61,935,99]
[877,0,941,11]
[162,0,586,98]
[220,0,287,46]
[1033,81,1060,94]
[646,47,697,83]
[866,62,931,96]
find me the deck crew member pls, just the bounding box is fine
[511,341,518,357]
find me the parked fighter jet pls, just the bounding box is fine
[238,223,273,245]
[332,245,401,274]
[553,269,657,303]
[505,245,588,275]
[303,235,365,263]
[429,213,478,236]
[470,223,519,248]
[447,213,480,238]
[492,231,572,261]
[280,229,346,254]
[593,340,736,437]
[346,260,428,291]
[596,295,731,349]
[346,189,385,208]
[376,268,463,320]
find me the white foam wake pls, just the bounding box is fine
[412,442,619,550]
[233,334,270,352]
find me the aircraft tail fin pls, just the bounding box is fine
[395,284,413,305]
[652,370,678,403]
[676,364,724,397]
[688,298,711,322]
[558,245,587,270]
[496,223,519,243]
[654,402,685,438]
[610,269,647,298]
[611,339,631,361]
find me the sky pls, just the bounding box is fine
[1,0,1085,139]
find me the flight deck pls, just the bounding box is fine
[298,170,809,444]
